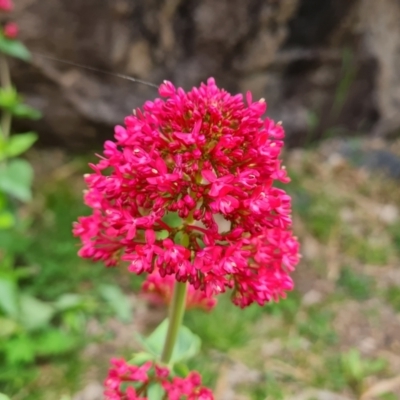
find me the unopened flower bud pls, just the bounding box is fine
[3,22,18,38]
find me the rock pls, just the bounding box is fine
[10,0,399,150]
[338,140,400,179]
[359,0,400,137]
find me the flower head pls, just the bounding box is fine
[74,78,300,307]
[104,358,213,400]
[0,0,13,12]
[3,22,18,39]
[141,270,217,311]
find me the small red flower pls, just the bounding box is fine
[0,0,13,12]
[162,372,214,400]
[104,358,214,399]
[74,78,300,307]
[3,22,18,39]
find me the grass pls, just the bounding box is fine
[2,142,400,399]
[0,163,133,399]
[384,286,400,312]
[337,266,373,300]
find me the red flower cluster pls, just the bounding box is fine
[104,358,213,400]
[141,270,217,311]
[3,21,18,38]
[1,0,18,39]
[73,78,300,307]
[0,0,12,12]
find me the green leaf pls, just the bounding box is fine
[0,252,14,271]
[0,35,30,61]
[61,310,86,332]
[0,158,33,201]
[0,316,19,337]
[156,229,169,240]
[174,231,189,247]
[0,393,12,400]
[0,87,41,119]
[0,191,7,207]
[0,210,15,229]
[367,358,386,375]
[11,266,37,280]
[138,319,201,363]
[34,329,78,356]
[18,294,55,331]
[342,349,363,381]
[173,362,190,377]
[162,212,183,228]
[12,104,42,120]
[128,351,155,365]
[147,383,164,400]
[0,277,19,318]
[4,334,36,364]
[99,284,132,322]
[172,324,201,363]
[4,133,38,158]
[0,86,19,109]
[54,293,84,311]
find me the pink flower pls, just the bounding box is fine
[0,0,12,12]
[104,358,151,400]
[162,372,214,400]
[104,358,214,399]
[3,22,18,39]
[141,270,217,311]
[73,78,300,307]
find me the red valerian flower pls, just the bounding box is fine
[3,22,18,39]
[141,270,217,311]
[104,358,213,400]
[73,78,300,307]
[0,0,12,12]
[162,372,214,400]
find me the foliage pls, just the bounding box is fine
[0,26,75,394]
[340,349,387,395]
[135,319,201,364]
[0,32,30,61]
[0,177,134,396]
[2,139,400,399]
[0,17,133,398]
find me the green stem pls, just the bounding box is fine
[0,54,12,139]
[160,281,187,364]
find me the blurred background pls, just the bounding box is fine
[1,0,400,399]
